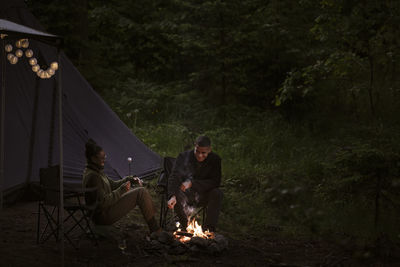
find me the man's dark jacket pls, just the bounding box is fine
[168,149,221,198]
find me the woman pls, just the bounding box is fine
[83,139,160,233]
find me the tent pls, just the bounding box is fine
[0,0,161,205]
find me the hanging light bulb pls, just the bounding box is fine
[47,68,55,76]
[25,49,33,58]
[29,58,37,66]
[40,71,47,79]
[15,49,23,58]
[45,71,52,79]
[37,69,44,77]
[5,44,12,52]
[32,64,40,72]
[21,39,29,48]
[50,62,58,70]
[7,53,14,61]
[10,56,18,64]
[15,40,22,48]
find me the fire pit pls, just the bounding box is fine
[173,219,215,242]
[145,217,227,256]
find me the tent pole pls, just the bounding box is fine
[57,49,64,266]
[0,38,5,210]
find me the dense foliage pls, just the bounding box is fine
[28,0,400,252]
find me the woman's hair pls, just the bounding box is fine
[85,139,103,161]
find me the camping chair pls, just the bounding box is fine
[36,165,98,249]
[157,157,207,230]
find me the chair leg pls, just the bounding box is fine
[65,209,98,247]
[36,202,41,244]
[163,204,171,227]
[159,197,165,228]
[37,204,91,249]
[160,193,172,229]
[65,208,99,247]
[65,209,85,233]
[56,207,60,240]
[39,206,77,249]
[81,214,98,246]
[39,205,59,244]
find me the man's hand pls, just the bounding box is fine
[180,180,192,192]
[168,195,177,209]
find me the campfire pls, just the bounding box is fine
[173,218,214,242]
[146,217,227,255]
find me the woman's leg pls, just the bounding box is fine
[101,187,157,230]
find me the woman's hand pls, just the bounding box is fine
[124,181,131,192]
[131,176,143,187]
[126,176,143,187]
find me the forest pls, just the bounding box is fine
[27,0,400,262]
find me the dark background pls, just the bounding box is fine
[25,0,400,262]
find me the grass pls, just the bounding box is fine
[128,109,400,247]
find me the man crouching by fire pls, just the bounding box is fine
[167,136,223,233]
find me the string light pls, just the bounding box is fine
[29,57,37,66]
[4,44,12,52]
[15,49,23,57]
[15,40,22,48]
[47,68,55,75]
[50,62,58,70]
[4,39,58,79]
[46,71,53,78]
[37,69,44,78]
[25,49,33,58]
[32,64,40,72]
[10,56,18,64]
[21,39,29,48]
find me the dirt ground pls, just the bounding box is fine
[0,200,399,267]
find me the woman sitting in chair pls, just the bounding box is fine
[82,139,160,233]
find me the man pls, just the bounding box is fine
[167,136,223,232]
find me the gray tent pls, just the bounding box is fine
[0,0,161,205]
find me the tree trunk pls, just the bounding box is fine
[72,0,88,68]
[219,7,226,106]
[368,55,375,117]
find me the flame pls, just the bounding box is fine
[173,218,214,242]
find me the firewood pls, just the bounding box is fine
[175,231,193,237]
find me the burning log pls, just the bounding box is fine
[174,229,214,240]
[175,231,193,237]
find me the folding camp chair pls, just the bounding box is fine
[157,157,206,230]
[36,165,98,249]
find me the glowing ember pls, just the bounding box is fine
[173,218,214,242]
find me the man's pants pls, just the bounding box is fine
[174,187,223,231]
[94,187,156,227]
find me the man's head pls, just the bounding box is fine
[194,136,212,162]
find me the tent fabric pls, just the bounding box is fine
[0,18,61,45]
[0,0,161,193]
[0,18,58,38]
